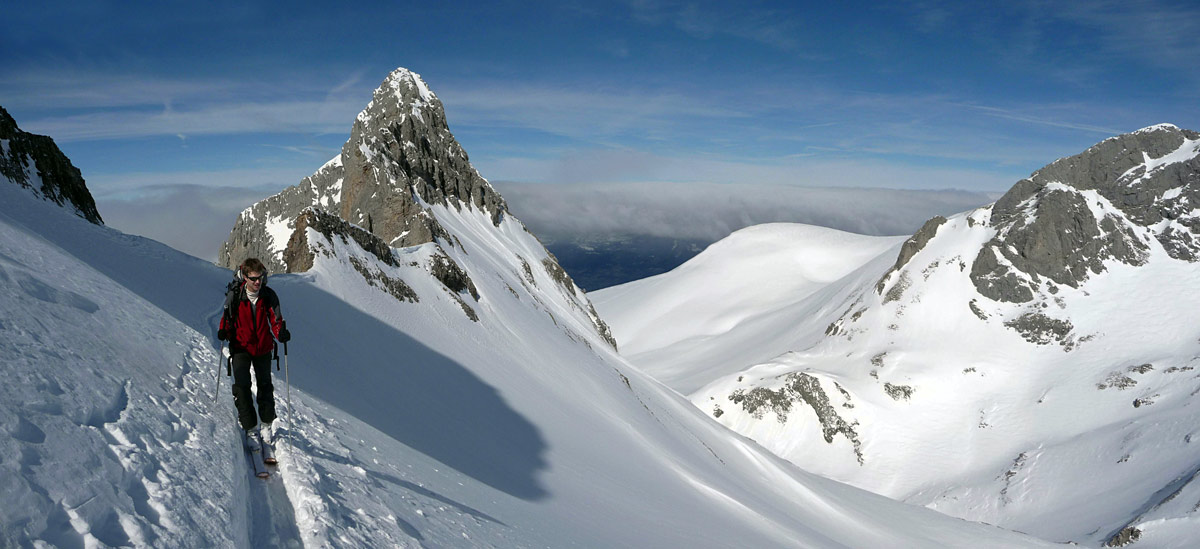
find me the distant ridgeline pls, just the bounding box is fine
[0,106,102,225]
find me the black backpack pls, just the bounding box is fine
[222,276,242,334]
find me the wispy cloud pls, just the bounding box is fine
[0,69,371,141]
[622,0,809,55]
[1051,0,1200,73]
[21,101,360,141]
[900,0,1200,85]
[966,105,1125,135]
[447,79,1124,180]
[439,81,753,142]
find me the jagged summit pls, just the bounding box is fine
[1133,122,1180,134]
[220,67,507,272]
[219,67,613,349]
[366,67,438,118]
[0,106,102,225]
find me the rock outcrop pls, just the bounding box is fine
[0,106,102,225]
[970,124,1199,302]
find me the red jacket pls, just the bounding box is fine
[220,284,284,357]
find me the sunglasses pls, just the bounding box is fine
[245,275,264,282]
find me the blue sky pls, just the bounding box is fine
[4,1,1200,257]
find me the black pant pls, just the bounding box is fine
[231,352,276,430]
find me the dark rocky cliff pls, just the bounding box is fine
[0,106,102,225]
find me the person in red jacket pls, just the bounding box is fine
[218,258,290,448]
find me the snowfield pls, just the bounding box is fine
[592,223,907,394]
[595,199,1200,546]
[0,180,1056,547]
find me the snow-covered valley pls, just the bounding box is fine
[595,124,1200,547]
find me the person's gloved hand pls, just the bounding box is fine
[278,328,291,343]
[217,329,229,341]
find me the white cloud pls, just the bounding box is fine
[96,184,280,262]
[477,148,1021,192]
[87,168,304,196]
[498,181,998,243]
[0,69,371,141]
[18,99,361,142]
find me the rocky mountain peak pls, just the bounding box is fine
[377,67,438,110]
[993,123,1200,226]
[219,67,507,272]
[969,124,1200,303]
[0,106,103,225]
[217,68,614,348]
[338,67,507,245]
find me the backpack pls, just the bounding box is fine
[222,276,242,333]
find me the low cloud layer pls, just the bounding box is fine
[97,184,280,263]
[96,180,998,268]
[498,181,998,244]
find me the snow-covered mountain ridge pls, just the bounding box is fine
[1,73,1056,547]
[594,124,1200,547]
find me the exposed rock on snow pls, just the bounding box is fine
[285,207,400,271]
[876,215,946,294]
[429,249,478,301]
[1002,311,1074,347]
[0,106,102,224]
[971,124,1200,303]
[728,372,864,464]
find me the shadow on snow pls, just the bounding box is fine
[6,197,549,501]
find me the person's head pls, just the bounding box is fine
[240,258,267,290]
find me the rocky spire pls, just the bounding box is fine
[219,68,507,272]
[0,106,103,225]
[338,68,507,239]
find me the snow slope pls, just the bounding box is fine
[593,129,1200,546]
[593,223,906,394]
[0,171,1056,546]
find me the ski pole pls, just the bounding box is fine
[214,342,223,402]
[284,339,292,435]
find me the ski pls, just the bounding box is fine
[261,433,277,466]
[244,432,270,479]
